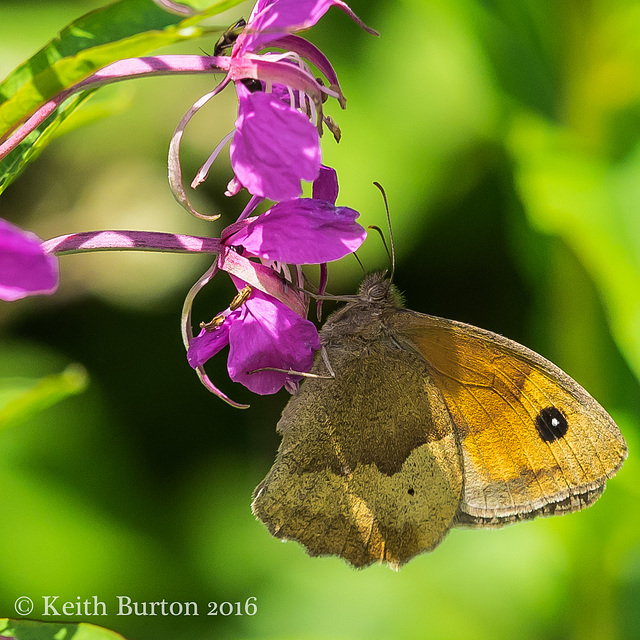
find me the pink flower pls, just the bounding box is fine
[223,195,364,263]
[187,193,366,396]
[227,84,321,202]
[234,0,371,58]
[223,1,377,201]
[0,218,58,301]
[183,0,377,206]
[188,284,320,394]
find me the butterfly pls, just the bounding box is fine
[252,272,627,568]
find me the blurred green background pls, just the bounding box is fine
[2,0,640,638]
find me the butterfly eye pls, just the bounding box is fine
[368,283,388,302]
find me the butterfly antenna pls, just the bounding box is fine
[352,251,366,274]
[367,225,392,264]
[372,182,395,281]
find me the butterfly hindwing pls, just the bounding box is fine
[252,335,463,567]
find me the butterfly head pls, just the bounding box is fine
[357,272,404,310]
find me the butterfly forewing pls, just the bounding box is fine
[392,311,627,524]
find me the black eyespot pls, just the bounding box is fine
[535,407,568,443]
[407,488,415,496]
[230,244,245,255]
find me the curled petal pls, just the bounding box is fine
[270,35,344,106]
[0,219,59,301]
[186,311,238,368]
[228,198,366,264]
[225,175,243,198]
[181,261,219,349]
[152,0,194,15]
[227,290,320,394]
[194,365,249,409]
[169,82,229,220]
[230,89,321,201]
[238,0,377,55]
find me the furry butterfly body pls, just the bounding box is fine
[252,273,627,568]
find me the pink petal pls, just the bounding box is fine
[0,218,59,301]
[270,35,341,90]
[239,0,360,54]
[186,311,237,368]
[312,165,339,203]
[228,198,366,264]
[227,290,320,394]
[230,90,321,201]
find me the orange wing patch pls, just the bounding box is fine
[394,312,627,522]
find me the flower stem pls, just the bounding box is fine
[0,55,230,158]
[42,230,221,256]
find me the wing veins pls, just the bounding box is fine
[490,365,572,497]
[506,357,607,482]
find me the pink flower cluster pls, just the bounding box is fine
[0,0,376,406]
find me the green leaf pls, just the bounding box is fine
[0,0,244,193]
[0,0,242,133]
[0,91,94,195]
[0,364,88,431]
[507,112,640,385]
[0,618,128,640]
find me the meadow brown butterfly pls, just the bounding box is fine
[252,272,627,568]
